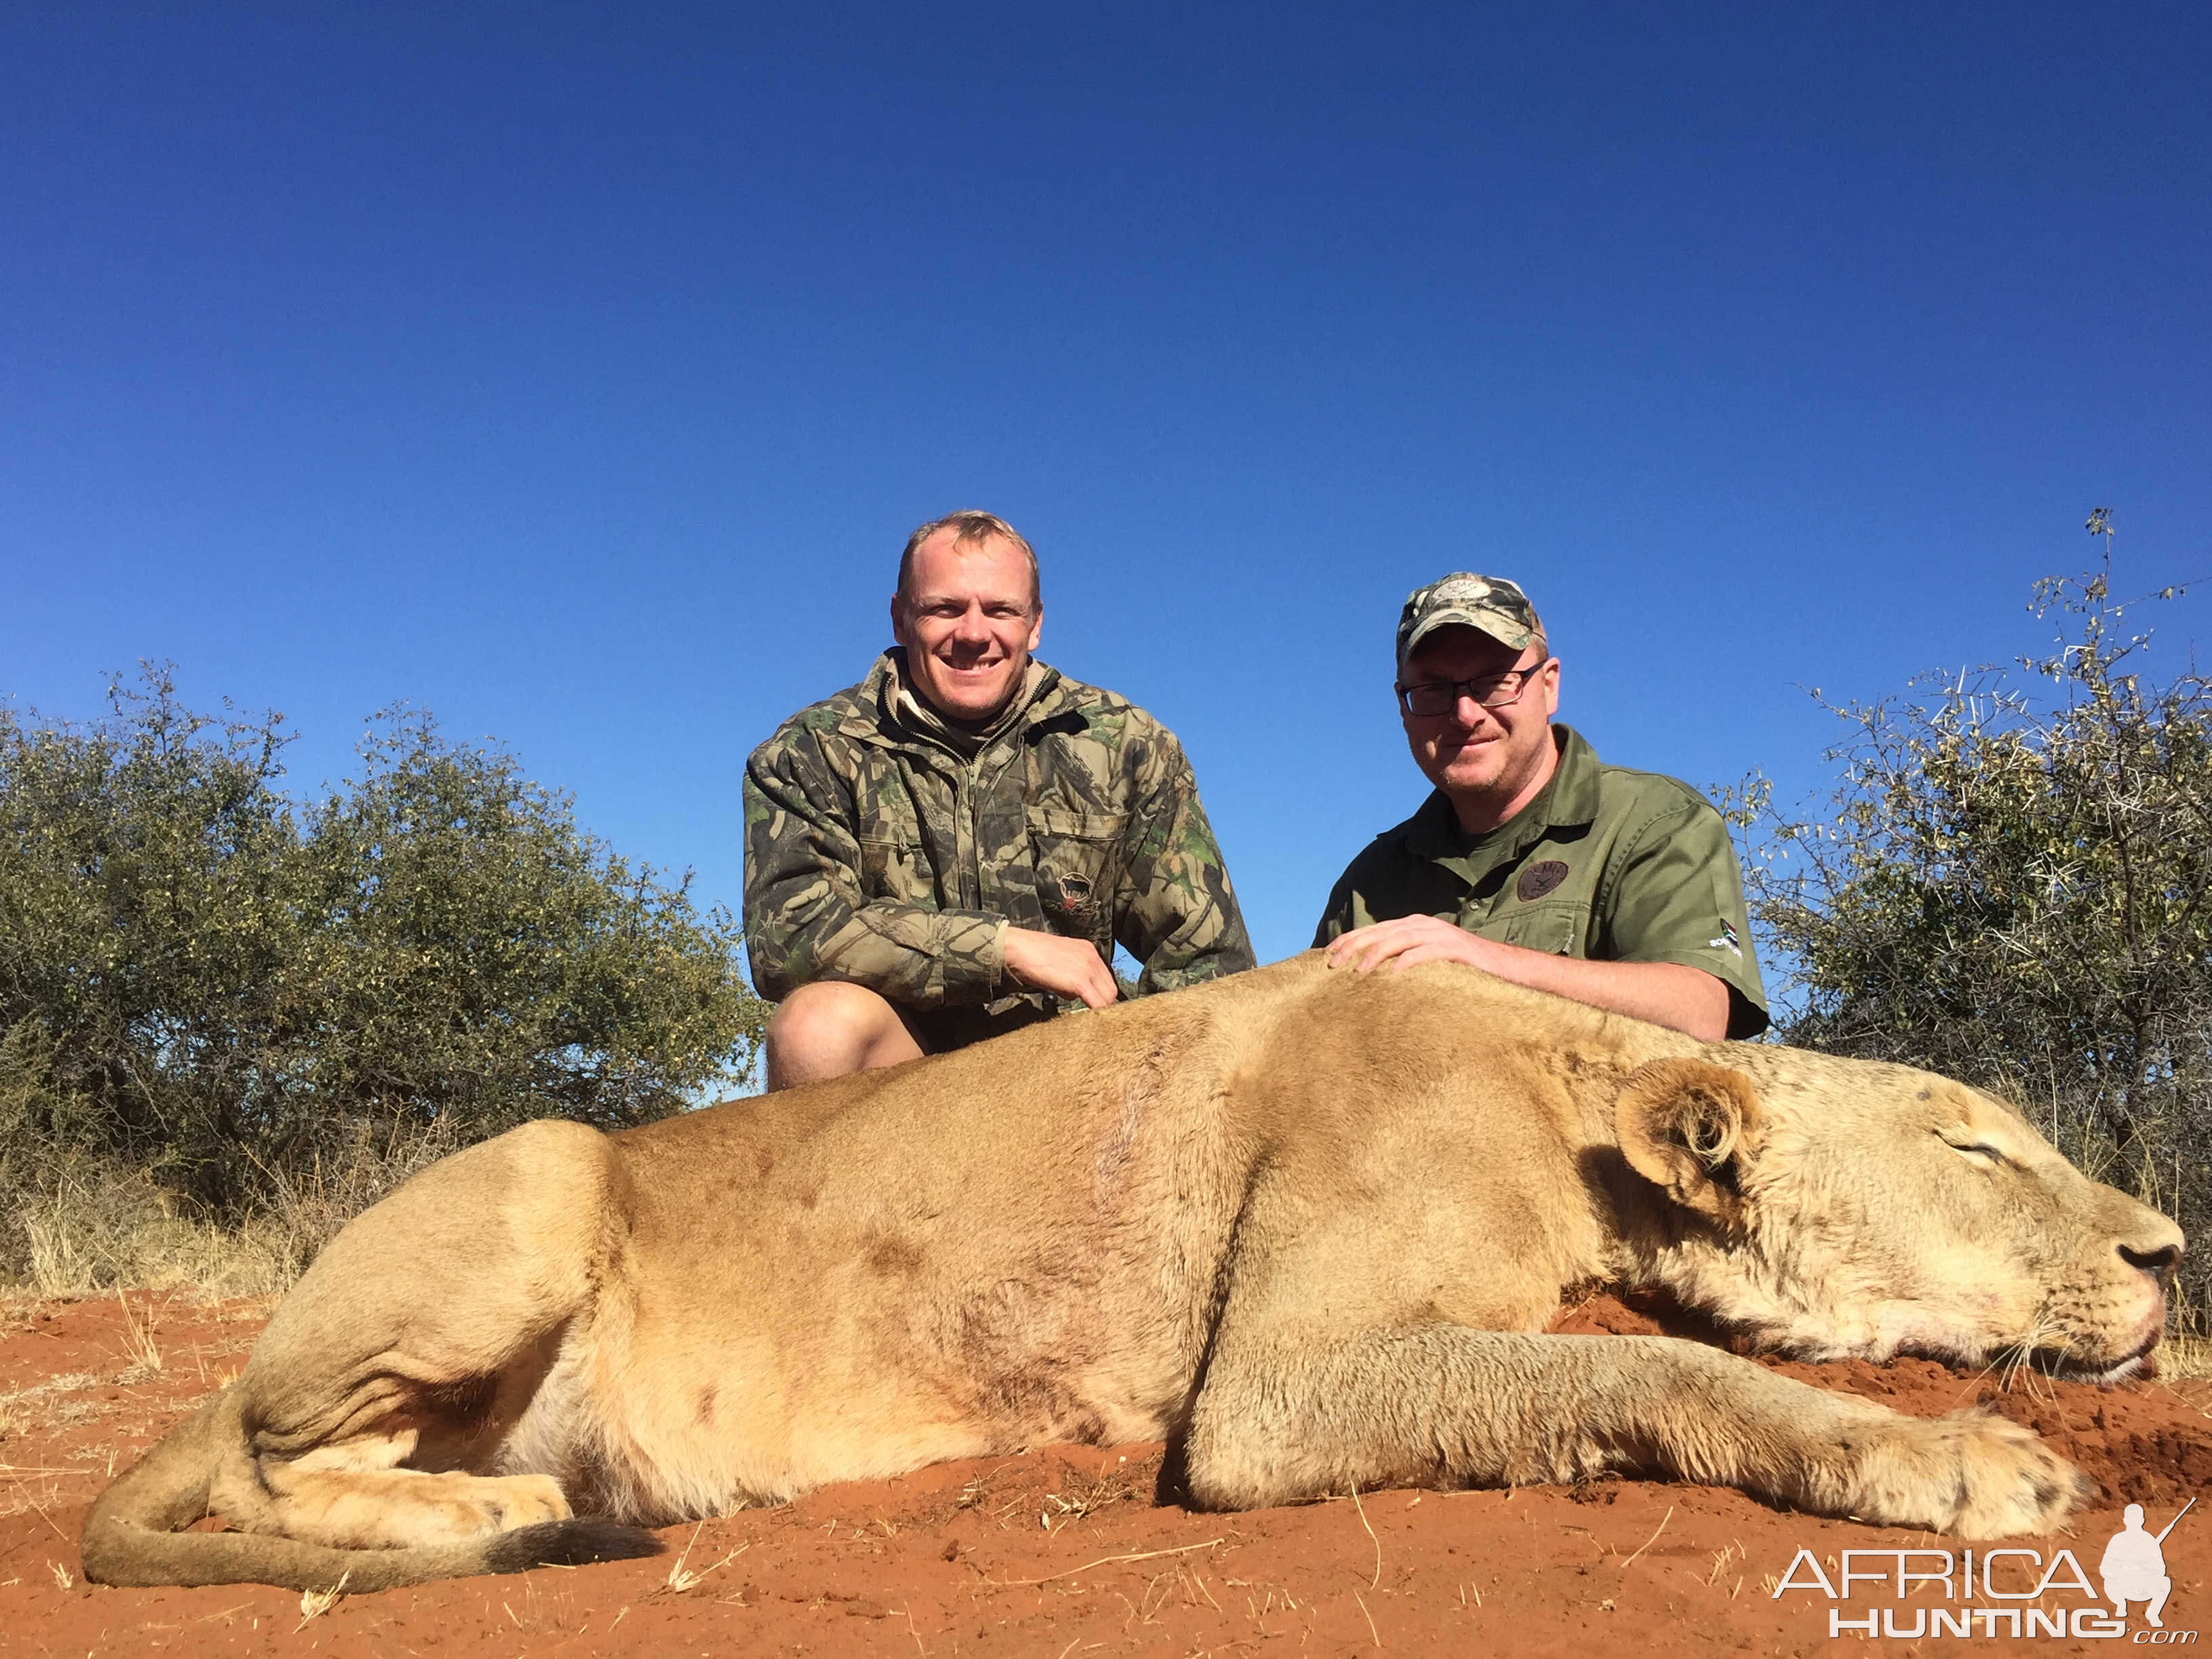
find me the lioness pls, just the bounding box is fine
[84,956,2182,1591]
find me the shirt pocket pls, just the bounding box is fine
[1025,806,1128,937]
[1484,900,1583,958]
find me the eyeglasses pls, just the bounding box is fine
[1395,661,1550,718]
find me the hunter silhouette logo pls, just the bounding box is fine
[2104,1498,2192,1629]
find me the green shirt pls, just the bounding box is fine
[1313,724,1769,1038]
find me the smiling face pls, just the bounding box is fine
[1398,626,1562,832]
[890,528,1043,724]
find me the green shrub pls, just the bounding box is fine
[1737,517,2212,1319]
[0,669,766,1235]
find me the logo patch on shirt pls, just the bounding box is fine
[1517,860,1570,901]
[1708,920,1744,958]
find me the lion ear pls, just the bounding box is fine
[1615,1057,1765,1226]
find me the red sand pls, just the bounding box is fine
[3,1290,2209,1656]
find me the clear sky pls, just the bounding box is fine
[5,3,2207,970]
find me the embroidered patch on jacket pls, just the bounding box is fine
[1706,920,1744,958]
[1517,860,1570,901]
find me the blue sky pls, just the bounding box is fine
[5,3,2207,970]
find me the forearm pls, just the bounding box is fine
[1118,777,1256,995]
[1130,917,1258,994]
[748,902,1007,1008]
[1484,947,1730,1042]
[745,751,1008,1009]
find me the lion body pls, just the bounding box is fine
[83,956,2183,1590]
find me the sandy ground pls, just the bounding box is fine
[3,1291,2209,1657]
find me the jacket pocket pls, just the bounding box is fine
[1025,806,1127,935]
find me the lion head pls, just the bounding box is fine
[1615,1050,2184,1380]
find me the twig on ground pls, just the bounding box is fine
[989,1538,1225,1586]
[1349,1480,1382,1588]
[1619,1505,1674,1571]
[10,1477,69,1541]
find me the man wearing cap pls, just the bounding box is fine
[745,510,1256,1090]
[1314,573,1767,1042]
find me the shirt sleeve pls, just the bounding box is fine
[742,731,1007,1009]
[1112,737,1257,995]
[1311,865,1361,947]
[1595,798,1771,1038]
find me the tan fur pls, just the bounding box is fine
[83,955,2184,1590]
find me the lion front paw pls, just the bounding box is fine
[1845,1409,2087,1538]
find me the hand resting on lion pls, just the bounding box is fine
[83,953,2183,1591]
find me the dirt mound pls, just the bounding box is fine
[5,1292,2208,1655]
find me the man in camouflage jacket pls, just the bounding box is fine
[745,511,1254,1088]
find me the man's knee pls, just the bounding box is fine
[767,981,898,1057]
[764,982,918,1088]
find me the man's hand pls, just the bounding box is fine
[1325,914,1507,976]
[1001,926,1120,1009]
[1324,915,1732,1042]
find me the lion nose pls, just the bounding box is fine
[2119,1240,2183,1288]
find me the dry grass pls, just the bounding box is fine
[661,1523,747,1593]
[2160,1329,2212,1381]
[13,1165,298,1300]
[1,1115,462,1301]
[113,1290,164,1378]
[295,1570,349,1629]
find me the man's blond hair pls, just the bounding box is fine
[896,511,1041,613]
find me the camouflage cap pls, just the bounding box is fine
[1395,573,1544,670]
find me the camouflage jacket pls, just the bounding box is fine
[743,651,1254,1021]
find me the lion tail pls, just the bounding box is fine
[80,1391,661,1592]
